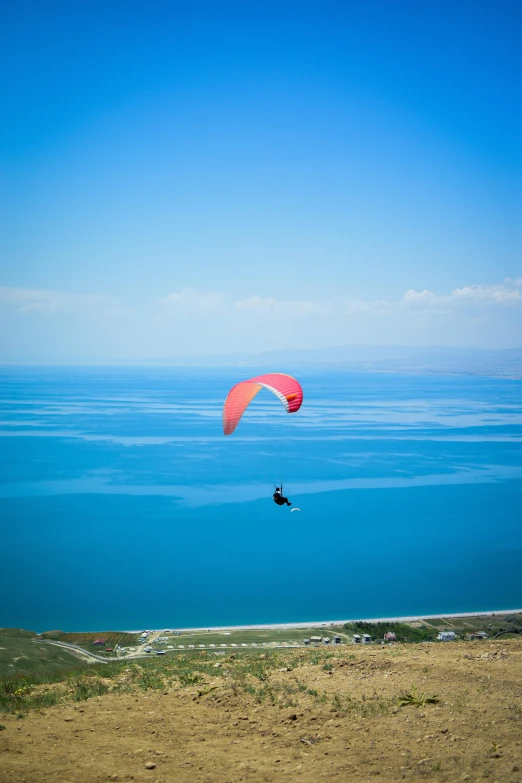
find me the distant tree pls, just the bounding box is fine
[343,622,436,643]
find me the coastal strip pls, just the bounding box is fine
[125,608,522,634]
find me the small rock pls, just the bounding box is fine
[513,765,520,772]
[108,776,119,782]
[145,762,156,770]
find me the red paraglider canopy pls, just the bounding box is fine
[222,373,303,435]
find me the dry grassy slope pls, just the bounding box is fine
[0,629,86,675]
[1,639,521,783]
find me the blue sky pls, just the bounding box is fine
[1,0,521,360]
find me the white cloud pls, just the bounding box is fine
[235,295,278,313]
[1,278,521,360]
[449,283,522,303]
[402,288,437,305]
[0,286,119,315]
[401,281,522,308]
[164,288,224,312]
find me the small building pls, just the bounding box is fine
[384,632,397,642]
[334,635,341,644]
[437,631,457,641]
[93,639,105,646]
[105,648,113,652]
[310,636,322,643]
[352,634,362,644]
[362,634,372,644]
[303,639,311,645]
[466,631,489,640]
[322,637,331,644]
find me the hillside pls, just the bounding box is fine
[1,638,521,782]
[0,629,88,676]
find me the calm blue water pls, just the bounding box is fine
[1,366,521,632]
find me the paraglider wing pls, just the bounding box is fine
[222,372,303,435]
[290,507,301,512]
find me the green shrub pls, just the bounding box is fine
[398,685,439,707]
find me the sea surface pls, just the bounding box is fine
[1,366,521,632]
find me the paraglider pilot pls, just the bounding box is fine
[273,487,291,507]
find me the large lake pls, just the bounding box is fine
[1,366,521,632]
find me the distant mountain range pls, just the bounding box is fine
[140,345,522,378]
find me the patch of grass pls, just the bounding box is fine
[71,677,109,701]
[0,678,60,713]
[309,650,333,665]
[398,685,439,707]
[330,691,390,718]
[507,702,522,721]
[242,678,320,708]
[136,669,165,690]
[0,724,5,730]
[178,672,205,686]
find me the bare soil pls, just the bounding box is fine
[1,639,521,782]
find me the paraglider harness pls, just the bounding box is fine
[273,485,291,507]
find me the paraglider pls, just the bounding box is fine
[222,372,303,436]
[222,372,303,507]
[273,486,291,507]
[290,507,301,512]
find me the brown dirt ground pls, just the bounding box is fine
[1,639,521,783]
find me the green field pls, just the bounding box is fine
[0,629,87,676]
[160,626,346,648]
[41,631,140,653]
[423,614,522,637]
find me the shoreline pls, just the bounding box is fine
[124,608,522,634]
